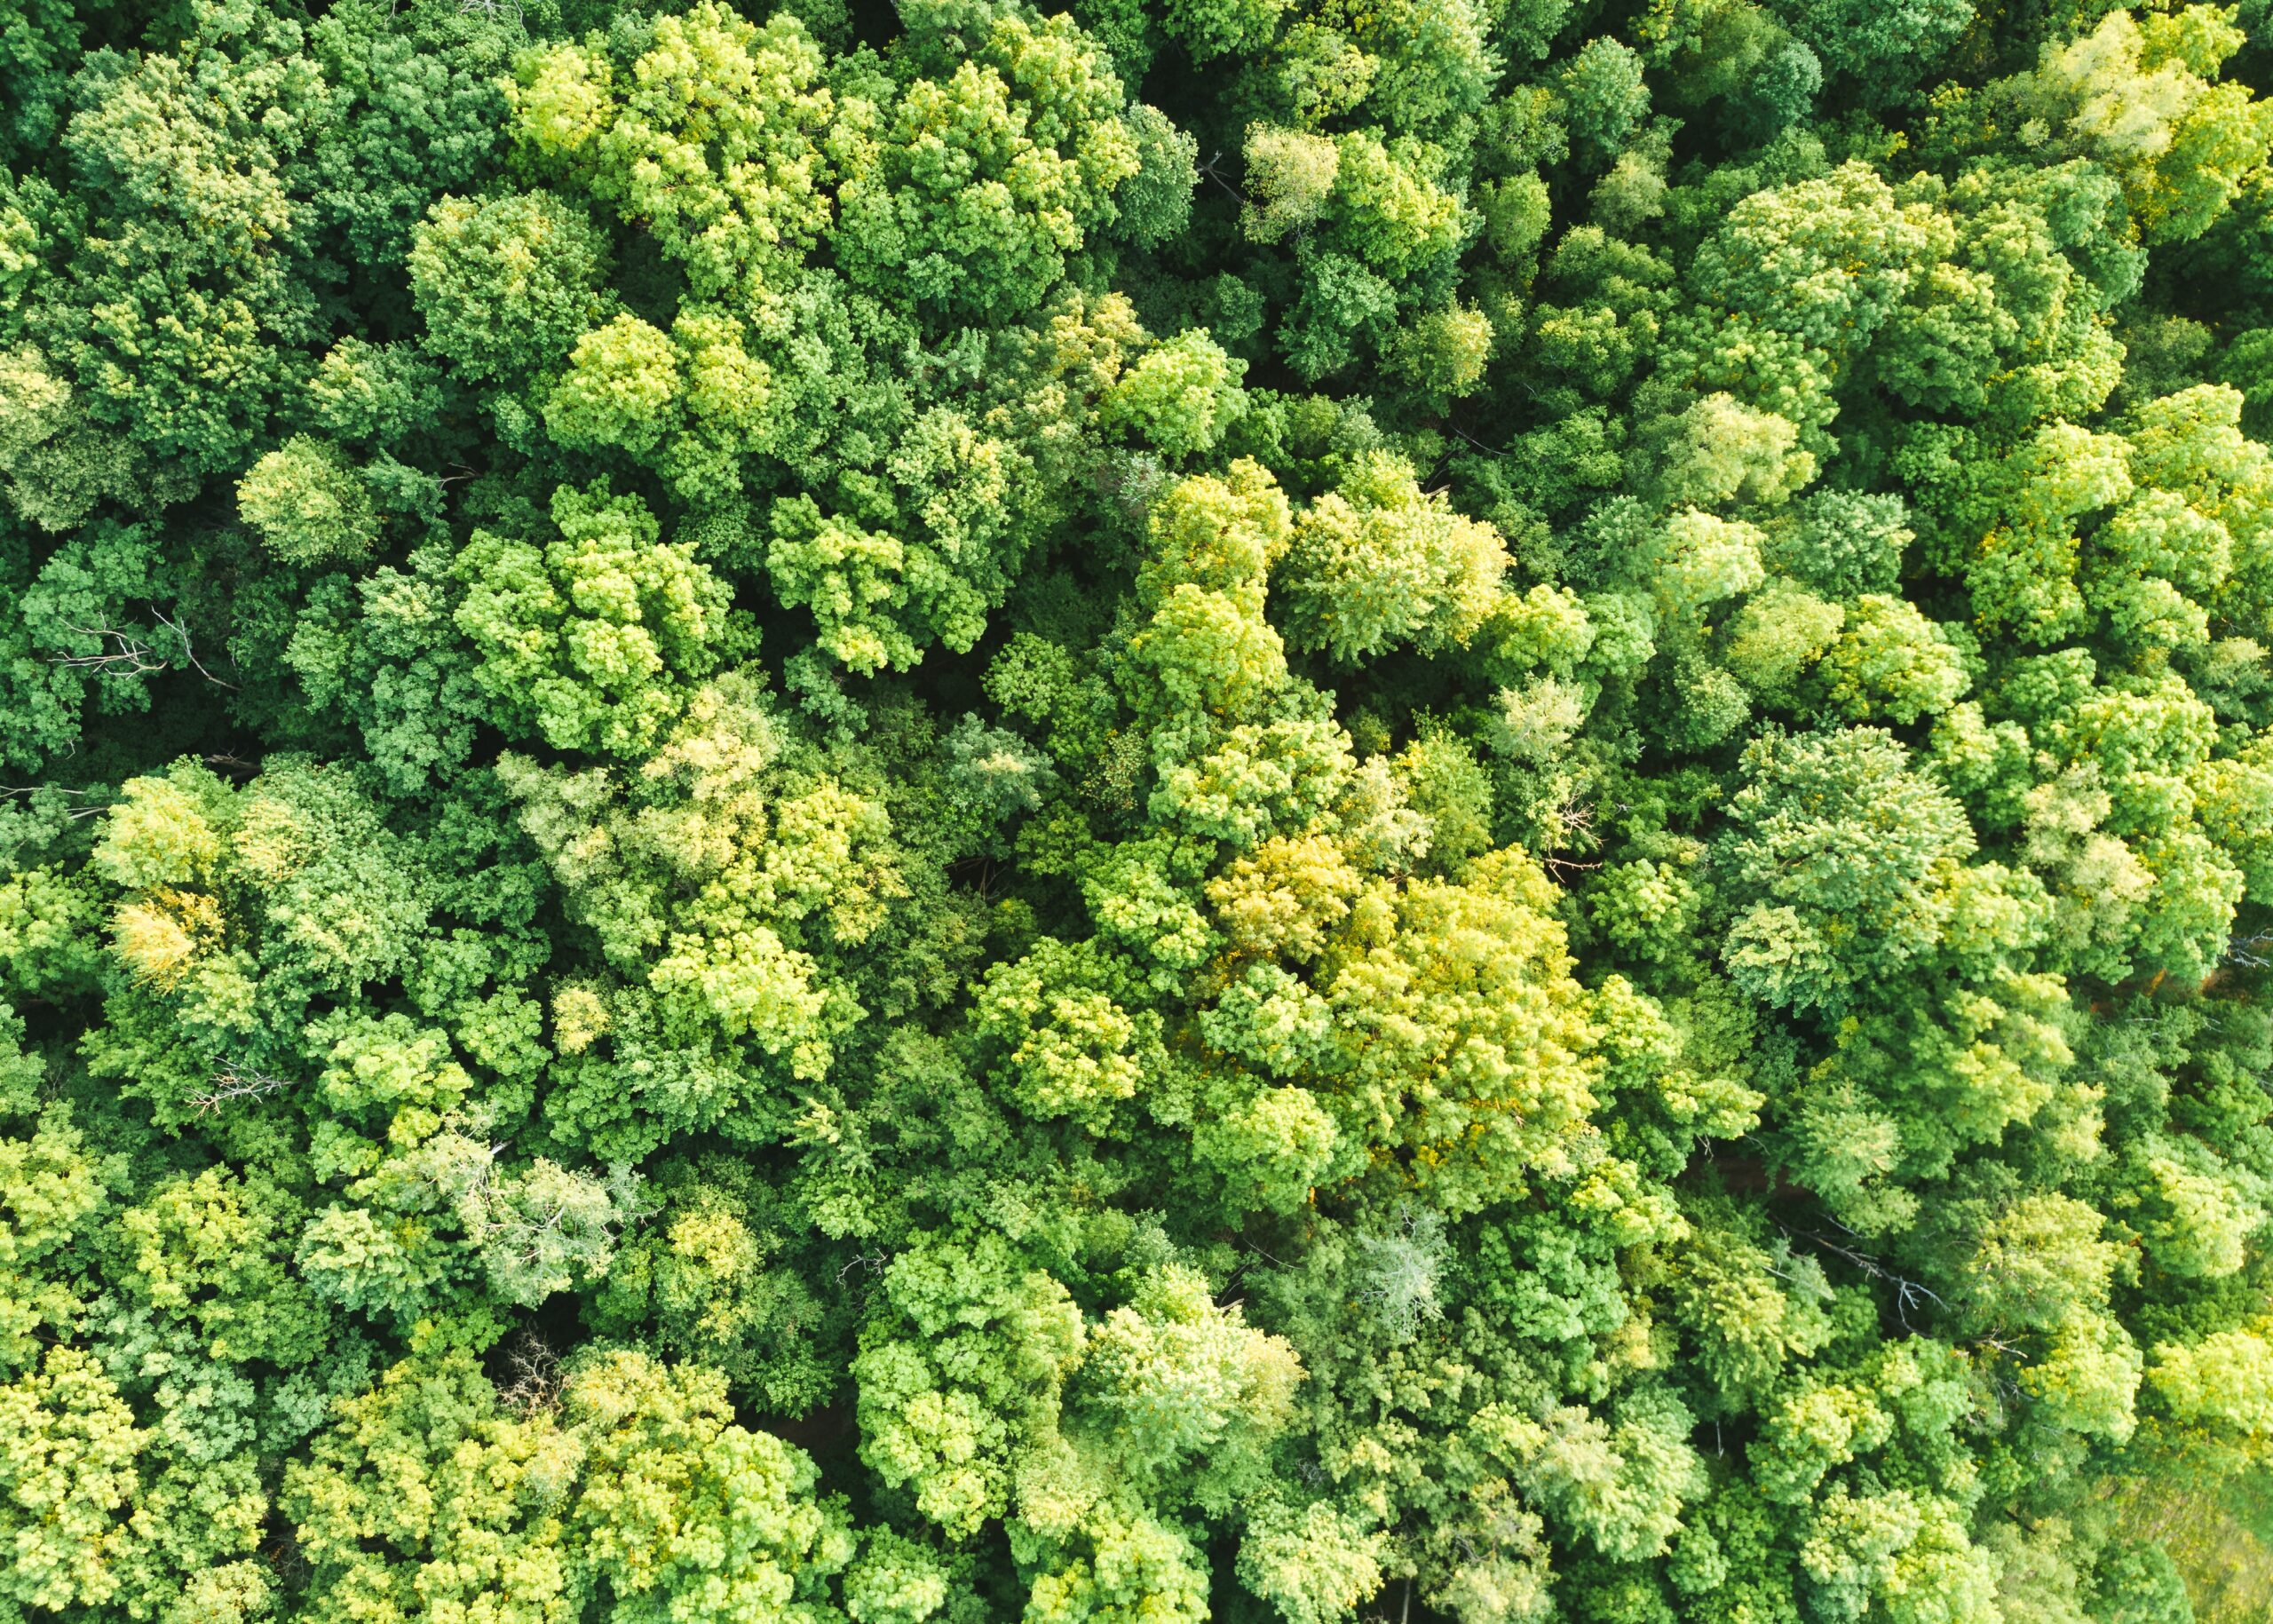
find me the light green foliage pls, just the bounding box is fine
[500,674,902,1131]
[508,3,834,303]
[1278,451,1509,661]
[1650,508,1768,615]
[507,0,1175,665]
[1639,392,1817,510]
[11,0,2273,1619]
[287,1347,852,1624]
[408,190,610,384]
[1128,457,1294,717]
[454,481,741,757]
[853,1229,1087,1536]
[1236,1500,1385,1624]
[1385,302,1495,404]
[1241,125,1342,243]
[1723,578,1845,706]
[1097,329,1247,461]
[565,1349,855,1622]
[2019,7,2273,244]
[0,1347,144,1617]
[544,314,684,457]
[1256,128,1469,378]
[974,936,1158,1124]
[1816,595,1969,724]
[1077,1260,1302,1475]
[237,435,380,566]
[1310,851,1605,1213]
[286,1351,582,1624]
[2150,1324,2273,1439]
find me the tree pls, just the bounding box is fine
[0,1346,144,1618]
[832,15,1141,321]
[1276,452,1509,662]
[1715,726,1983,1018]
[407,190,609,385]
[236,435,380,566]
[453,480,743,758]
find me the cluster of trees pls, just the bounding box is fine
[5,0,2273,1617]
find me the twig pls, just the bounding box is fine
[1540,854,1604,875]
[1446,423,1507,458]
[50,608,238,692]
[495,1333,563,1415]
[149,606,238,691]
[2224,932,2273,969]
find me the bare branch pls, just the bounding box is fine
[495,1333,563,1416]
[1196,151,1247,208]
[1782,1225,1946,1332]
[188,1065,292,1116]
[148,606,239,691]
[52,625,166,677]
[0,784,108,818]
[2224,931,2273,969]
[49,608,238,692]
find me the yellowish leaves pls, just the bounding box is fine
[765,780,907,946]
[92,772,225,892]
[1137,458,1291,608]
[546,315,680,456]
[1241,125,1341,244]
[509,40,614,168]
[1279,451,1509,662]
[550,985,611,1056]
[112,888,222,991]
[2026,7,2273,242]
[1316,851,1601,1212]
[93,770,242,991]
[228,790,313,888]
[0,1346,146,1614]
[2149,1321,2273,1443]
[1081,1263,1303,1464]
[1206,834,1362,962]
[1134,584,1292,719]
[1650,510,1767,617]
[511,4,836,299]
[974,939,1152,1121]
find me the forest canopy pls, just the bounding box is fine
[6,0,2273,1618]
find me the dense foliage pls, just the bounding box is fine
[7,0,2273,1617]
